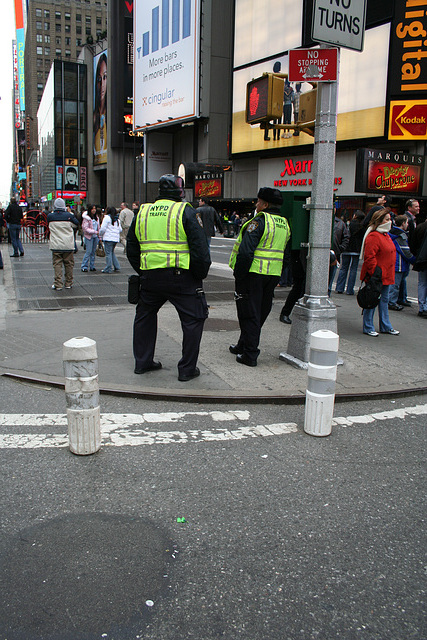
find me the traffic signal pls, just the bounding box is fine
[245,73,284,124]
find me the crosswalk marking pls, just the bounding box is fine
[0,404,425,449]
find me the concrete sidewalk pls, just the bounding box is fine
[0,245,426,402]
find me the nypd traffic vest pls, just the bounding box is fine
[135,200,190,270]
[229,212,290,276]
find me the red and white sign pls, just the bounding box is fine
[288,48,338,82]
[388,100,427,140]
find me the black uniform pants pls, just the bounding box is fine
[234,272,279,363]
[133,269,208,376]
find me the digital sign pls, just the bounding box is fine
[355,148,423,196]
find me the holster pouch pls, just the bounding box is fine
[128,275,141,304]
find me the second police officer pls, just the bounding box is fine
[126,174,211,382]
[229,187,291,367]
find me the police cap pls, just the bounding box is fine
[158,174,185,199]
[257,187,283,206]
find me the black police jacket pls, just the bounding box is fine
[126,197,211,280]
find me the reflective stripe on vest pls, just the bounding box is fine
[135,200,190,270]
[229,212,290,276]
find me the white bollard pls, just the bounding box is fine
[304,330,339,437]
[63,336,101,455]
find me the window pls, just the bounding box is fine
[37,83,44,91]
[37,71,43,80]
[76,25,82,34]
[44,10,50,18]
[37,46,43,55]
[96,30,102,37]
[96,17,102,25]
[36,9,42,17]
[36,21,42,30]
[56,48,62,56]
[86,16,91,24]
[37,58,43,68]
[45,35,50,43]
[86,27,91,35]
[76,38,82,47]
[65,37,70,45]
[44,22,50,31]
[37,34,43,42]
[65,50,71,58]
[76,14,81,21]
[44,47,50,56]
[65,12,71,20]
[65,25,71,33]
[45,71,50,79]
[56,37,61,45]
[55,12,61,20]
[56,24,61,32]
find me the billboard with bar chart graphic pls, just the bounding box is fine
[133,0,200,130]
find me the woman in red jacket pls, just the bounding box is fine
[360,208,399,337]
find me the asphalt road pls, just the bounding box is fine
[0,375,425,640]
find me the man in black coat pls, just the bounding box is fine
[196,197,224,251]
[5,198,24,257]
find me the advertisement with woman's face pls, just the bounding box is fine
[93,50,108,166]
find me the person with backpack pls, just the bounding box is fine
[359,208,399,337]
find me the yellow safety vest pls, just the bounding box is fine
[229,212,290,276]
[135,200,190,270]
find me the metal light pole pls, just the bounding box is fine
[280,48,340,367]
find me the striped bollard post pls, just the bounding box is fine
[304,330,339,437]
[63,337,101,455]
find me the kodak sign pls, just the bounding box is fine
[388,100,427,139]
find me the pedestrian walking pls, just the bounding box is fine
[229,187,290,366]
[126,174,211,381]
[81,204,100,272]
[119,202,134,249]
[4,198,24,257]
[359,208,399,337]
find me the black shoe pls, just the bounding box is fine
[178,367,200,382]
[335,290,343,294]
[229,344,241,355]
[279,314,292,324]
[20,252,24,256]
[236,354,257,367]
[10,254,19,257]
[401,301,412,307]
[90,268,96,271]
[388,304,404,311]
[418,310,427,318]
[134,361,162,374]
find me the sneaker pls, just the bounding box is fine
[81,268,88,272]
[381,329,400,335]
[388,304,403,311]
[51,284,63,291]
[65,285,72,289]
[363,330,379,337]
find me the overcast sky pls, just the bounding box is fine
[0,1,17,206]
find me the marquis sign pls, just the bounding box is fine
[312,0,367,52]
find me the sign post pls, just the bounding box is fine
[280,1,367,366]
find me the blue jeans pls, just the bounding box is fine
[335,253,359,295]
[389,271,408,305]
[81,236,98,270]
[103,241,120,272]
[363,285,394,333]
[398,273,408,303]
[418,270,427,312]
[328,264,337,296]
[9,224,24,255]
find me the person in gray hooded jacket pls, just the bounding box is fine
[47,198,79,290]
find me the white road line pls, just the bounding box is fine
[0,404,425,449]
[0,423,297,448]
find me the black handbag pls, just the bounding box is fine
[128,275,141,304]
[357,266,382,309]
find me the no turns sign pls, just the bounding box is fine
[312,0,367,52]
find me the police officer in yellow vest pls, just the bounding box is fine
[126,175,211,381]
[229,187,290,367]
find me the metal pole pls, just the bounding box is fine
[280,48,340,367]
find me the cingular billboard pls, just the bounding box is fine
[133,0,200,130]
